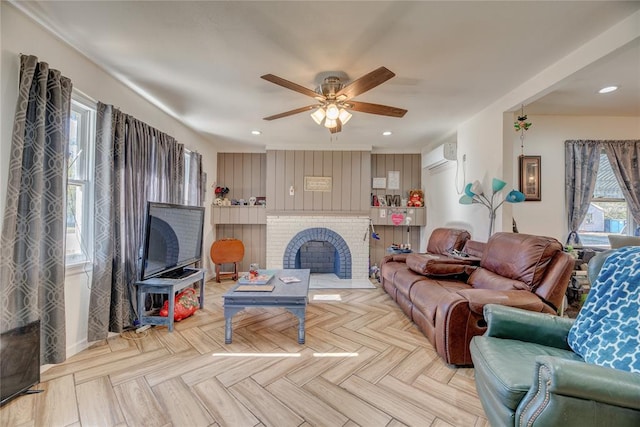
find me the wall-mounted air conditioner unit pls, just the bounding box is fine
[423,142,457,170]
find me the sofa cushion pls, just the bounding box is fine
[568,246,640,374]
[470,336,583,412]
[467,268,528,291]
[406,253,471,277]
[410,279,469,326]
[426,228,470,255]
[462,240,486,258]
[481,232,563,290]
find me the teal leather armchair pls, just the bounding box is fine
[470,249,640,426]
[470,304,640,426]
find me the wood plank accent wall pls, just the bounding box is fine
[369,227,421,269]
[215,225,265,272]
[217,153,267,201]
[371,154,422,203]
[266,150,371,213]
[215,154,267,272]
[213,152,423,273]
[369,153,423,266]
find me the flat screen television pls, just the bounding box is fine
[1,320,40,406]
[140,202,205,280]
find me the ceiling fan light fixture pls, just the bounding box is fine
[324,118,337,128]
[338,108,352,125]
[310,108,325,125]
[325,103,340,120]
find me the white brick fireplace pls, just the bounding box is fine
[266,215,370,280]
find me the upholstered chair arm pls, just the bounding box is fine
[516,356,640,427]
[482,304,574,350]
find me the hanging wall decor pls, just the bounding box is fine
[519,155,541,201]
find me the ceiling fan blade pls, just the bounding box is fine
[263,105,317,121]
[336,66,395,100]
[329,120,342,134]
[347,100,407,118]
[261,74,323,99]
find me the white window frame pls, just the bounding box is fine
[578,150,636,247]
[66,92,96,271]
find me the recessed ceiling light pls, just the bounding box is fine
[251,130,262,135]
[382,131,392,136]
[598,86,619,94]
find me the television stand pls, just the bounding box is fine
[135,268,205,332]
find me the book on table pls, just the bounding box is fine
[235,284,275,292]
[237,270,275,285]
[279,276,301,284]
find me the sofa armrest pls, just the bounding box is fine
[517,356,640,426]
[380,253,409,266]
[456,289,547,315]
[482,304,574,350]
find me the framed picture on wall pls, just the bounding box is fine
[387,171,400,190]
[519,155,541,201]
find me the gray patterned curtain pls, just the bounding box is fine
[185,150,205,206]
[565,140,601,245]
[88,103,185,341]
[0,55,72,364]
[88,103,126,341]
[602,140,640,226]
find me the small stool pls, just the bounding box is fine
[210,238,245,282]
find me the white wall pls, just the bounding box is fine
[1,3,218,357]
[511,115,640,241]
[424,10,640,243]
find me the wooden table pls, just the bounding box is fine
[222,269,310,344]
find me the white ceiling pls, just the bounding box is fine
[14,1,640,152]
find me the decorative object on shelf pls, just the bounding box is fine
[405,216,413,249]
[378,196,387,207]
[519,155,541,201]
[366,218,380,240]
[249,196,256,206]
[391,212,405,225]
[215,186,229,198]
[514,104,532,156]
[372,177,387,189]
[407,189,424,207]
[459,178,525,236]
[387,171,400,190]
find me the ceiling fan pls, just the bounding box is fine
[261,66,407,134]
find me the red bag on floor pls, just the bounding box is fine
[159,288,199,321]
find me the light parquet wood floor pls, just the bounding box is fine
[1,279,490,427]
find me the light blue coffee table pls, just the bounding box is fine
[223,269,310,344]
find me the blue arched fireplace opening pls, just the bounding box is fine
[282,227,352,279]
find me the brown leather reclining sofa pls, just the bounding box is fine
[380,228,574,366]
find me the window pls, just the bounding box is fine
[66,94,95,266]
[578,151,635,247]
